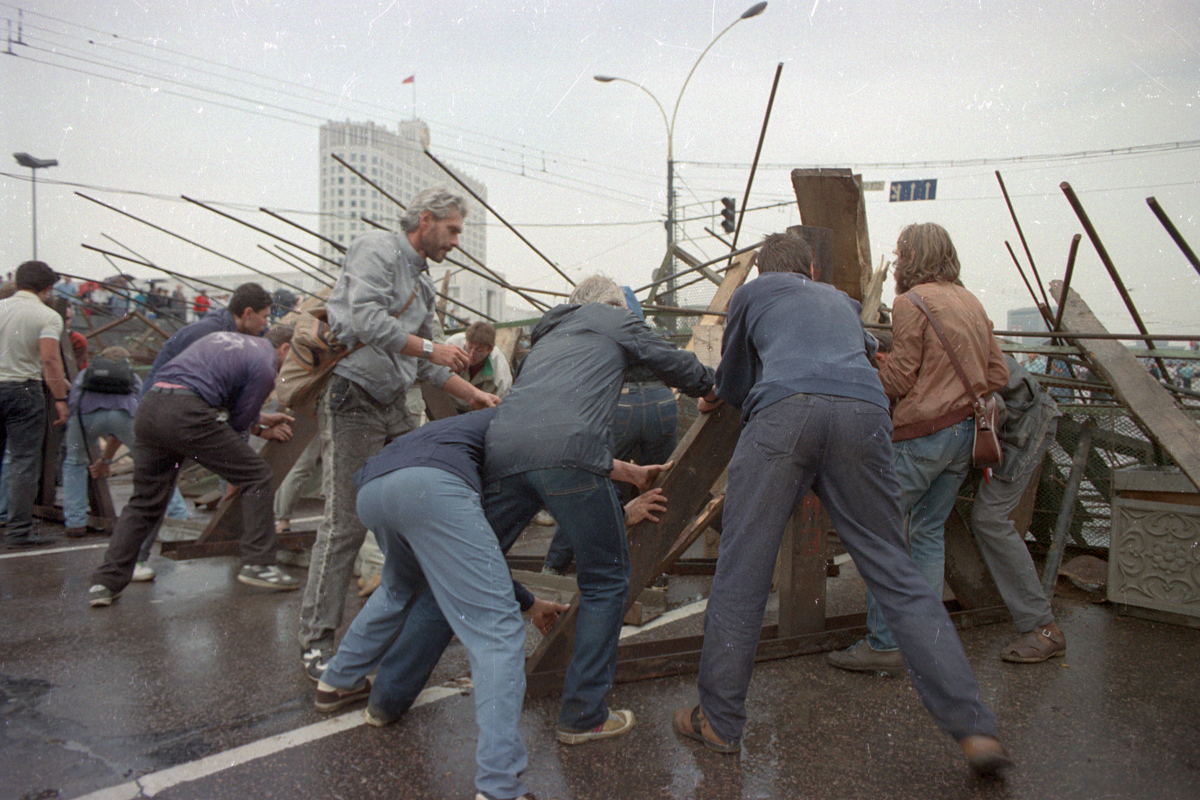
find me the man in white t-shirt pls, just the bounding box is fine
[0,261,70,548]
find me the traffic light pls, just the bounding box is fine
[720,197,736,233]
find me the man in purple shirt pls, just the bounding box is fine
[88,326,299,607]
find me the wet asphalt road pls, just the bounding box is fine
[3,520,1199,800]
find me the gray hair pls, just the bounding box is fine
[568,274,626,307]
[400,186,469,232]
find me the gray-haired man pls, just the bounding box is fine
[298,186,500,675]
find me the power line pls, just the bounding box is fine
[677,139,1200,171]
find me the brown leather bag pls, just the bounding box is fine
[903,291,1003,470]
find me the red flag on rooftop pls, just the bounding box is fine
[402,75,414,84]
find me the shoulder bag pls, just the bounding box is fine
[902,291,1003,469]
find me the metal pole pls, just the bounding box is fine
[1041,418,1096,596]
[1052,234,1083,333]
[30,167,37,260]
[1060,181,1170,380]
[730,62,783,254]
[424,148,576,287]
[996,170,1053,312]
[1146,196,1200,277]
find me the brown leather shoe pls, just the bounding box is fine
[959,735,1013,777]
[65,526,88,538]
[1000,623,1066,663]
[672,705,740,753]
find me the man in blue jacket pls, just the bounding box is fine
[672,233,1011,776]
[484,275,715,745]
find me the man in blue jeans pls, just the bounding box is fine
[486,274,714,744]
[672,233,1011,776]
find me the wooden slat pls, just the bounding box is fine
[790,168,869,300]
[1052,281,1200,492]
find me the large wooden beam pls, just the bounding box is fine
[790,168,870,301]
[1052,281,1200,492]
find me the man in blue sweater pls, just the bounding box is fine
[88,326,299,606]
[672,233,1011,776]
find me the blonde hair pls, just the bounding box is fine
[893,223,961,294]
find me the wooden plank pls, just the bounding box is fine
[777,494,828,638]
[790,168,868,300]
[1052,281,1200,492]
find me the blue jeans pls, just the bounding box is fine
[697,395,995,743]
[63,407,189,547]
[357,467,629,734]
[865,419,974,651]
[333,467,529,800]
[0,381,47,542]
[544,381,676,572]
[63,408,136,529]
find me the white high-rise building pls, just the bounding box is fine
[318,119,504,326]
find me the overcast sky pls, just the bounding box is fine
[2,0,1197,334]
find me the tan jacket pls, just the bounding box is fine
[878,281,1008,441]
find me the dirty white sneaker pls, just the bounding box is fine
[237,563,300,590]
[132,562,156,582]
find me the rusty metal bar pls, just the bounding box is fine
[182,195,342,269]
[1146,196,1200,278]
[1042,418,1096,595]
[424,148,576,287]
[1052,234,1083,333]
[729,61,783,254]
[996,170,1053,311]
[257,245,335,289]
[76,192,315,300]
[1060,181,1169,380]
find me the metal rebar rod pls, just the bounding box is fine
[1041,418,1096,596]
[424,148,576,287]
[440,254,557,308]
[1060,181,1170,379]
[1146,196,1200,277]
[75,192,315,300]
[101,233,217,306]
[81,244,231,294]
[257,245,335,288]
[182,196,343,269]
[333,155,542,309]
[1052,234,1083,332]
[996,170,1053,311]
[434,290,495,324]
[730,62,783,254]
[1004,241,1057,330]
[259,207,346,258]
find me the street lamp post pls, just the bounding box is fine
[596,2,767,327]
[13,152,59,260]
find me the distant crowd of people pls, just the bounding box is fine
[5,186,1134,800]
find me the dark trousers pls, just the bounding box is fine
[91,391,276,591]
[697,394,997,744]
[0,380,47,543]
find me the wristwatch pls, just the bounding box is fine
[421,338,434,358]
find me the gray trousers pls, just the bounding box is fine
[969,420,1057,633]
[697,394,997,744]
[297,375,414,652]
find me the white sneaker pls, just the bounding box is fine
[237,563,300,590]
[132,562,156,582]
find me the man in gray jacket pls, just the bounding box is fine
[483,275,716,745]
[298,186,499,676]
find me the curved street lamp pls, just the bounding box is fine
[595,2,767,323]
[13,152,59,260]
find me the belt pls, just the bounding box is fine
[150,384,197,396]
[621,380,667,394]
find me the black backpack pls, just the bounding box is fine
[80,357,137,394]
